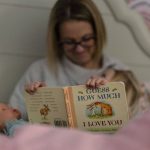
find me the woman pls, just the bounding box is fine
[9,0,141,120]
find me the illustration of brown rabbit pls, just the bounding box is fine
[40,104,50,119]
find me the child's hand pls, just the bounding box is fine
[25,81,46,94]
[86,76,108,88]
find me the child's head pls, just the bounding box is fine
[0,103,21,129]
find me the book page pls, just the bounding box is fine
[25,87,68,127]
[69,82,129,133]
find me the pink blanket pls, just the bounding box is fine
[0,108,150,150]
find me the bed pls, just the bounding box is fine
[0,0,150,103]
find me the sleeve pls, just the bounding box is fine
[8,60,45,120]
[4,119,27,136]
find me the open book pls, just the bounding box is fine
[25,82,129,133]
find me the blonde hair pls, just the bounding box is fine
[47,0,106,69]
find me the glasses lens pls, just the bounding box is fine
[81,36,95,48]
[60,40,75,51]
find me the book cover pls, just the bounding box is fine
[25,82,129,133]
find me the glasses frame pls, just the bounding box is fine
[59,34,96,51]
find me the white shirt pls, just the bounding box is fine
[9,55,129,120]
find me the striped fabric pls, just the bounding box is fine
[128,0,150,29]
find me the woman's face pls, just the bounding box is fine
[59,20,97,68]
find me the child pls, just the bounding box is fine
[0,103,27,136]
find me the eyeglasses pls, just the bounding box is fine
[59,34,96,51]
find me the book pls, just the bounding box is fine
[24,82,129,133]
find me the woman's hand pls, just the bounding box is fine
[25,81,46,94]
[86,76,108,88]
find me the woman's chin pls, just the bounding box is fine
[77,59,93,68]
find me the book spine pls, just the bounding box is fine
[63,88,75,128]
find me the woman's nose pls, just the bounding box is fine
[75,44,84,53]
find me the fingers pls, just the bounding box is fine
[86,76,108,88]
[25,81,46,94]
